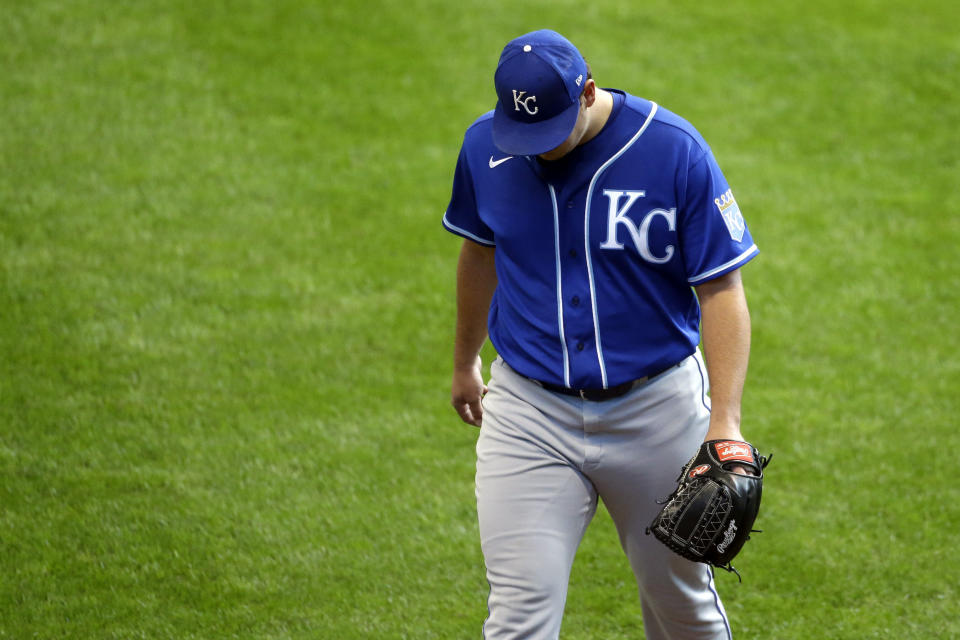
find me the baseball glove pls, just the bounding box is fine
[647,439,771,579]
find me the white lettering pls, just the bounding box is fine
[599,190,676,264]
[512,90,539,115]
[716,520,738,554]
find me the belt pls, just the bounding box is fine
[531,362,681,402]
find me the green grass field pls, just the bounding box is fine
[2,0,958,637]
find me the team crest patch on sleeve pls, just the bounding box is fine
[714,189,745,242]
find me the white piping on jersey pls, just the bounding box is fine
[687,244,759,284]
[442,213,496,246]
[549,185,571,387]
[582,102,659,388]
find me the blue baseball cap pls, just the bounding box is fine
[492,30,589,156]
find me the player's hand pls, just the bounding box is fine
[728,464,756,476]
[451,355,487,427]
[703,421,756,475]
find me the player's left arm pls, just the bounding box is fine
[694,268,751,444]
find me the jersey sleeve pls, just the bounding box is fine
[441,144,495,246]
[679,149,758,284]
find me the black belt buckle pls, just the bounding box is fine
[579,380,635,401]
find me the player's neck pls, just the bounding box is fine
[579,89,614,148]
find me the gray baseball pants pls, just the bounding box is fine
[476,353,732,639]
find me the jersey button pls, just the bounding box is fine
[571,295,580,307]
[568,249,577,258]
[566,200,575,208]
[576,342,585,351]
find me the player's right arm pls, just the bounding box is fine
[451,239,497,427]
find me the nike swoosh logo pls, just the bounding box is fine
[488,155,514,168]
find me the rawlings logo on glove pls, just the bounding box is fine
[714,440,754,463]
[647,439,771,579]
[716,520,738,554]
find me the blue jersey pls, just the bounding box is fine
[443,91,758,389]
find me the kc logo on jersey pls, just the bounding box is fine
[599,190,676,264]
[714,189,745,242]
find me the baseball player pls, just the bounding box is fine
[443,30,759,639]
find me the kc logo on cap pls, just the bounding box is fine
[512,90,539,115]
[492,29,589,156]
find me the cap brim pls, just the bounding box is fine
[492,100,580,156]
